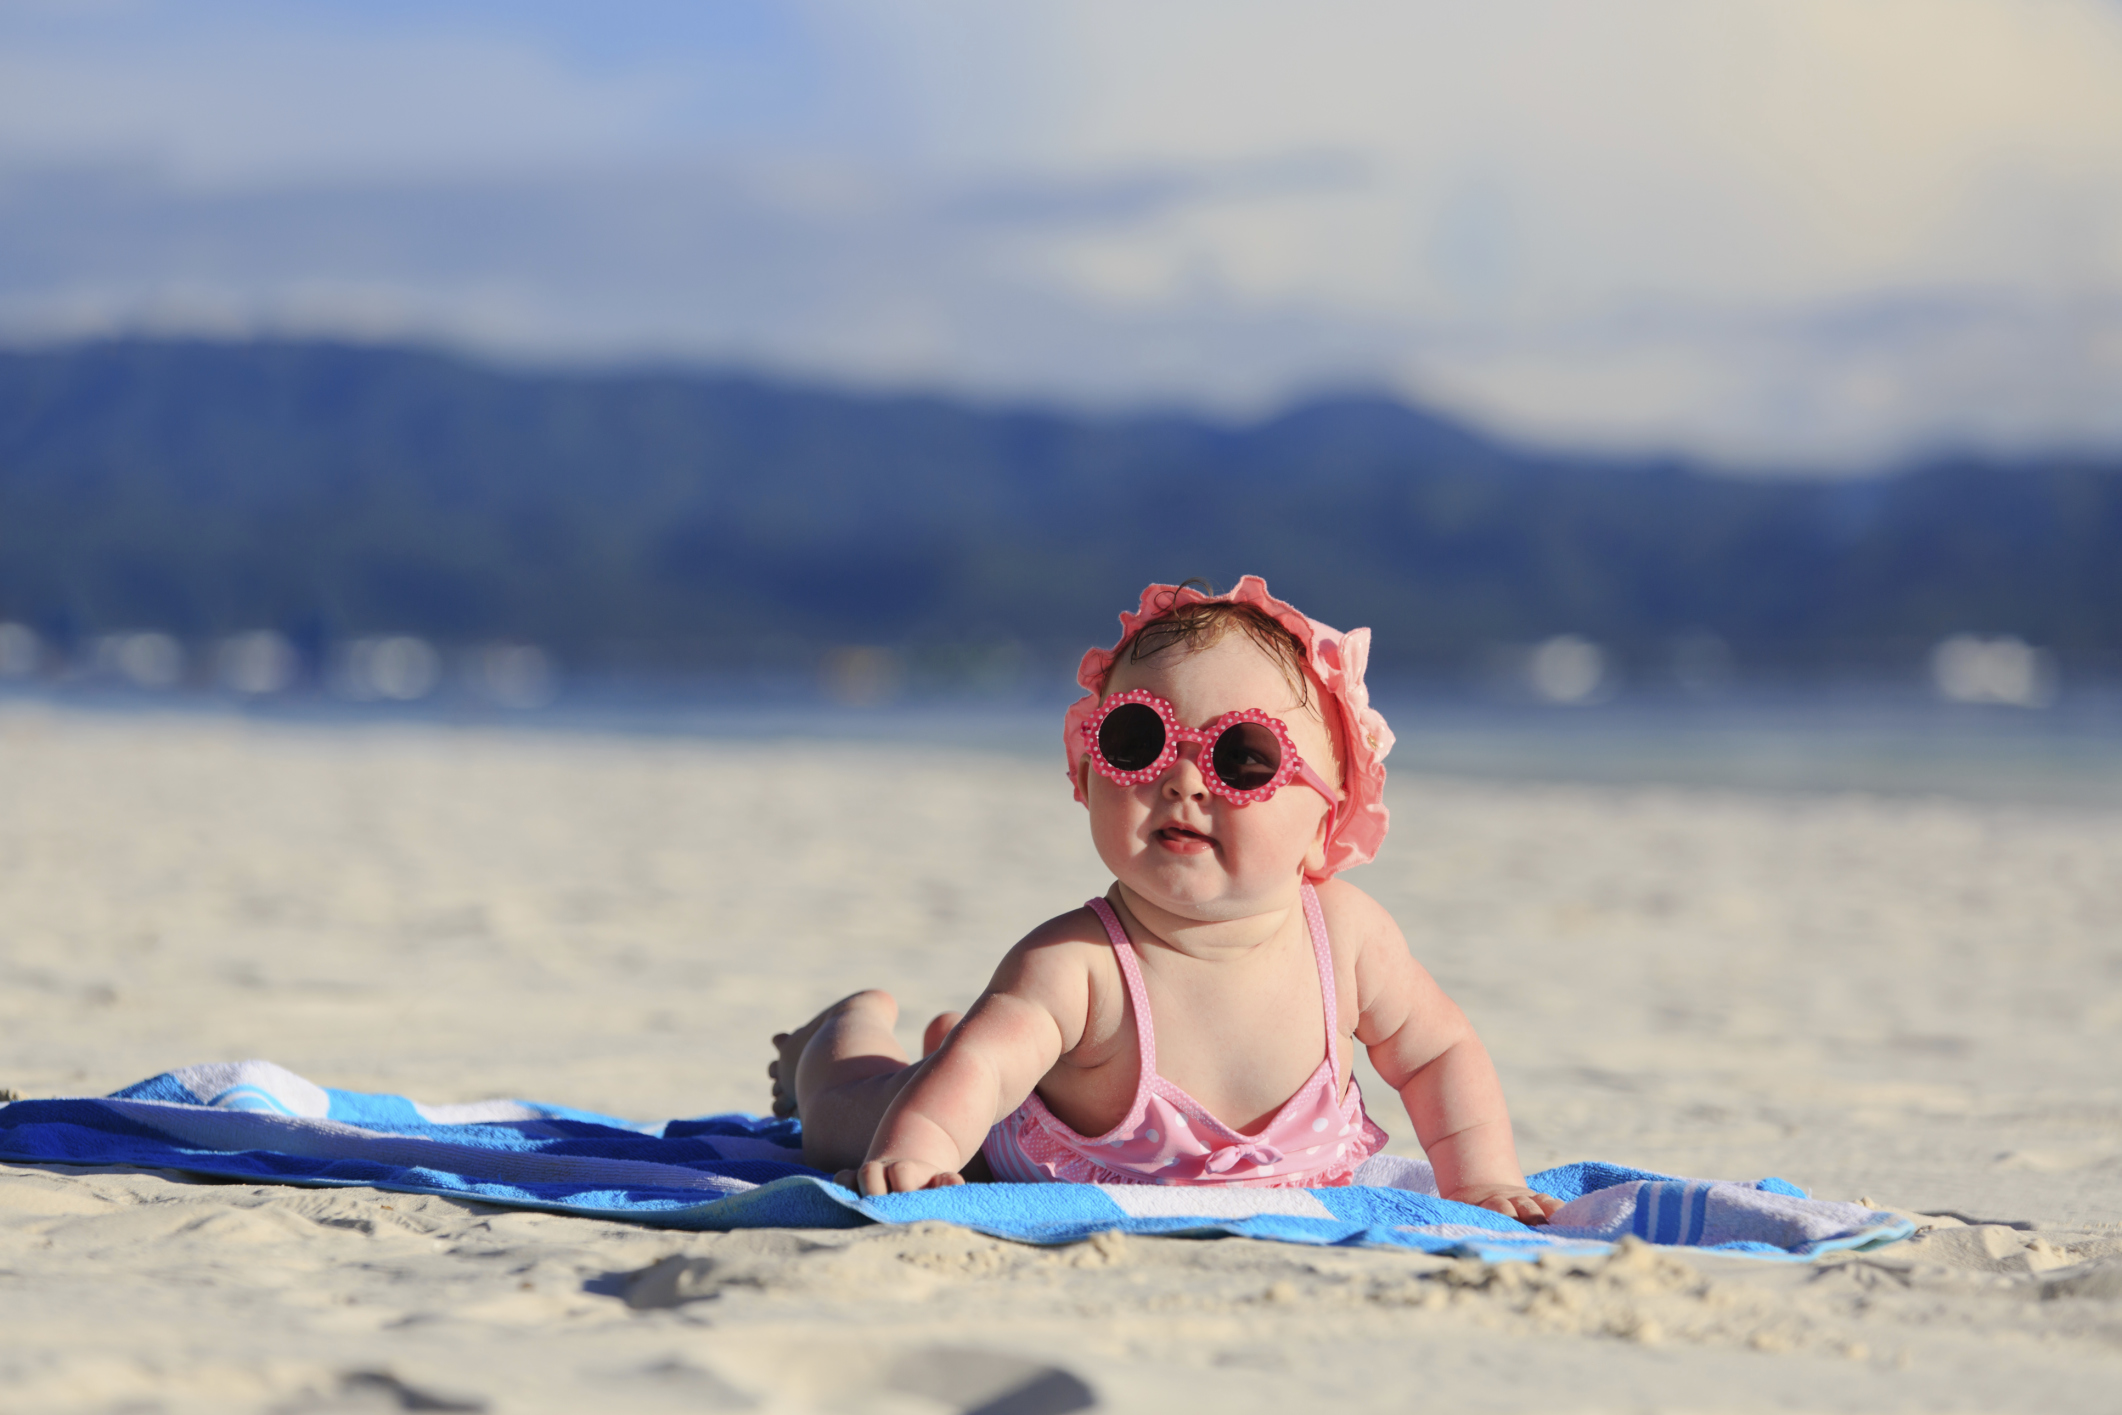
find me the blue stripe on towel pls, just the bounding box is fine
[0,1061,1913,1263]
[1629,1183,1708,1245]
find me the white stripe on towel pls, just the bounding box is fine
[1096,1185,1335,1221]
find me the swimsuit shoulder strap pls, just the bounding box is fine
[1298,881,1342,1087]
[1084,895,1157,1083]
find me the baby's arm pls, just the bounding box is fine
[1332,883,1563,1224]
[844,922,1093,1195]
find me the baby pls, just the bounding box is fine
[769,577,1562,1222]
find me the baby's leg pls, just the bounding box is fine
[767,991,961,1172]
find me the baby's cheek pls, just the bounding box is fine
[1083,794,1144,861]
[1238,799,1327,872]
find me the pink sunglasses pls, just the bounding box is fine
[1081,690,1338,822]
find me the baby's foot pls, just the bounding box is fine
[766,1036,805,1120]
[921,1011,963,1057]
[767,990,902,1119]
[767,1019,825,1119]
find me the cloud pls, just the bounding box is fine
[0,1,851,181]
[0,0,2118,466]
[0,159,1413,395]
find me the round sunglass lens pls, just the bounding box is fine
[1211,721,1283,791]
[1098,702,1167,772]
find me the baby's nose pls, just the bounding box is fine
[1161,744,1211,795]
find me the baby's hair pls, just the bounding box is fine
[1120,579,1314,714]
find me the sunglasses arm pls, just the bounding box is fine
[1294,759,1339,848]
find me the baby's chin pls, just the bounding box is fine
[1116,862,1307,923]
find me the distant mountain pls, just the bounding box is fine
[1,338,2117,682]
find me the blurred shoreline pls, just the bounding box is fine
[8,678,2120,809]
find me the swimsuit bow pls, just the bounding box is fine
[1203,1140,1287,1174]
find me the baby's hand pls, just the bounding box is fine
[1447,1183,1565,1225]
[836,1159,966,1196]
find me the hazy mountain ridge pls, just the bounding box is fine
[1,339,2116,680]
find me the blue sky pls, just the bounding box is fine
[3,0,2119,467]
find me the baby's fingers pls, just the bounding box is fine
[1464,1188,1562,1225]
[887,1162,936,1192]
[854,1159,950,1194]
[1500,1190,1564,1225]
[840,1161,904,1196]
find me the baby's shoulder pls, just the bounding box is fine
[990,905,1130,1058]
[1011,903,1117,954]
[993,905,1120,990]
[1311,877,1402,957]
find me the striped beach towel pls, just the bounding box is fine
[0,1060,1913,1263]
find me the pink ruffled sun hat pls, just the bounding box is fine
[1063,576,1395,880]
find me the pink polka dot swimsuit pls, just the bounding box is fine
[982,883,1390,1187]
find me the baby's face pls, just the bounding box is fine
[1079,632,1339,923]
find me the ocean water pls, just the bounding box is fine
[12,679,2117,809]
[492,679,2122,808]
[1364,694,2122,808]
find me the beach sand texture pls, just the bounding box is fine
[1,705,2118,1413]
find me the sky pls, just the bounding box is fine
[2,0,2120,469]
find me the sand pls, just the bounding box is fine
[0,703,2117,1412]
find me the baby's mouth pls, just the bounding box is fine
[1154,823,1218,854]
